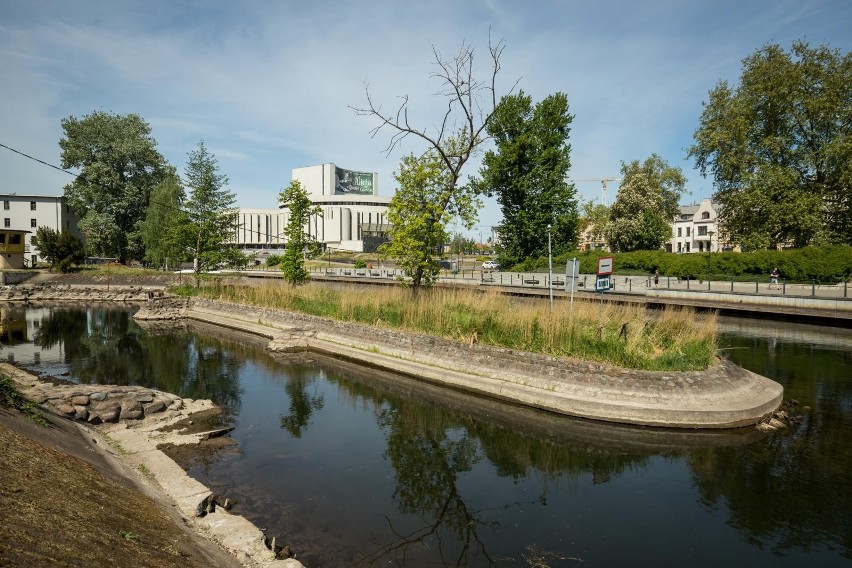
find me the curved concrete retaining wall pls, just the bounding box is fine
[134,297,784,430]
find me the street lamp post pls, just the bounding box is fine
[547,224,553,313]
[707,230,715,285]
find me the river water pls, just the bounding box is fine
[0,304,850,567]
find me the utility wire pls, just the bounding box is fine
[0,140,294,244]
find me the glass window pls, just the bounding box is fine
[702,211,710,219]
[686,227,691,237]
[677,227,682,237]
[698,226,707,236]
[31,219,37,228]
[3,218,9,227]
[3,200,8,210]
[30,201,37,210]
[9,234,21,245]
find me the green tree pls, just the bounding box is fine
[382,149,478,289]
[354,35,512,289]
[689,40,852,250]
[279,179,321,284]
[475,91,579,267]
[59,111,168,262]
[580,200,610,250]
[141,168,186,270]
[606,155,685,252]
[31,227,85,273]
[181,141,238,285]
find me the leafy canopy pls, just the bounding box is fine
[606,155,685,252]
[382,147,479,289]
[279,180,322,284]
[31,227,84,273]
[59,111,168,262]
[475,91,578,267]
[688,40,852,249]
[580,200,610,250]
[141,167,186,270]
[181,141,238,284]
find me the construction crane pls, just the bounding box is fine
[568,178,622,206]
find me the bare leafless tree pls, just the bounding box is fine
[351,31,518,197]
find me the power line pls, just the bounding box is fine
[0,140,292,243]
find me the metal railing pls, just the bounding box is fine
[303,266,850,300]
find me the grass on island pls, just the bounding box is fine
[179,282,717,372]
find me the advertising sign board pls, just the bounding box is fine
[335,167,374,195]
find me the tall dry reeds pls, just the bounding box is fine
[195,282,716,371]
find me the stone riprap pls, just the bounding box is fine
[0,362,303,568]
[3,366,184,425]
[1,283,158,303]
[133,297,785,430]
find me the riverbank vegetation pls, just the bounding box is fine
[515,245,852,284]
[184,282,717,372]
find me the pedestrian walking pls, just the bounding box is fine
[770,267,779,289]
[654,269,659,287]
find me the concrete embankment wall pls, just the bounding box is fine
[647,289,852,319]
[133,296,785,430]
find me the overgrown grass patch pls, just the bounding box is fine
[184,283,717,371]
[0,373,47,425]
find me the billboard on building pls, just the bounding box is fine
[335,167,374,195]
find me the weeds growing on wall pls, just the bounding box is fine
[188,283,717,371]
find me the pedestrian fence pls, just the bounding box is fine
[294,266,850,300]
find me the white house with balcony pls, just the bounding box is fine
[667,199,726,253]
[1,194,82,267]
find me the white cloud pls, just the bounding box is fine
[1,0,850,228]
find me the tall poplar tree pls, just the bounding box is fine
[474,91,578,268]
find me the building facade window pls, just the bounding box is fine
[701,211,710,219]
[30,201,37,211]
[3,218,9,228]
[698,226,707,236]
[31,219,37,228]
[686,227,691,237]
[677,227,682,237]
[3,200,8,210]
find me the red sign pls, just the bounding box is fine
[597,256,613,275]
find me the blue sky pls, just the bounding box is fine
[1,0,850,237]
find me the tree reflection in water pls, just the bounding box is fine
[279,365,325,438]
[332,371,653,567]
[31,306,243,422]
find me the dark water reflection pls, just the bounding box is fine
[1,304,850,566]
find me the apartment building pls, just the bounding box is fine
[0,194,82,267]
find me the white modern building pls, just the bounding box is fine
[234,164,392,255]
[667,199,726,253]
[1,194,82,267]
[291,164,391,252]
